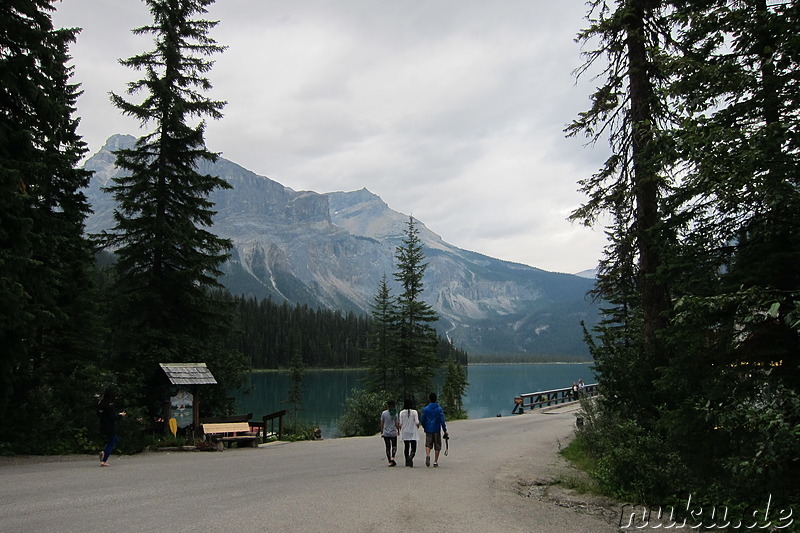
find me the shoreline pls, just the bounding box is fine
[251,361,593,372]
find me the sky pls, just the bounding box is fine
[52,0,609,275]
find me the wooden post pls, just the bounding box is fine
[192,385,200,440]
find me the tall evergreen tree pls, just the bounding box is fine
[0,0,104,452]
[569,0,800,504]
[567,0,694,502]
[392,216,440,402]
[568,0,676,421]
[99,0,247,417]
[668,0,800,372]
[661,0,800,500]
[440,356,468,420]
[364,274,396,394]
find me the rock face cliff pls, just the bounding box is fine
[84,135,597,358]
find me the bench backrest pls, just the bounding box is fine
[202,422,251,435]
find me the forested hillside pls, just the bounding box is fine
[227,294,468,369]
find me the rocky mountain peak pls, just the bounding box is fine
[83,134,598,358]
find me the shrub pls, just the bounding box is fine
[281,421,316,442]
[573,397,687,503]
[337,388,386,437]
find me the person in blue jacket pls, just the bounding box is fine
[420,392,448,467]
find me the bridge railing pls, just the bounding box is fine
[512,384,598,414]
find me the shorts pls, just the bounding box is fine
[425,432,442,451]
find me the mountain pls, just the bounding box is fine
[83,134,598,358]
[573,268,598,280]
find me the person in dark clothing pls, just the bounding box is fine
[97,387,126,467]
[380,399,399,466]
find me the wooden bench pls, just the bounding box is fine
[202,422,259,451]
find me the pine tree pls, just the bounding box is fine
[569,0,800,503]
[392,216,440,402]
[99,0,247,416]
[440,357,468,420]
[567,0,677,422]
[660,0,800,501]
[567,0,685,502]
[669,0,800,373]
[0,0,104,451]
[364,274,396,394]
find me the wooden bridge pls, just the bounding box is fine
[512,383,599,414]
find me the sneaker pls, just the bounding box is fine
[389,460,396,467]
[426,456,430,467]
[433,462,438,467]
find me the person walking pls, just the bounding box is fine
[380,399,399,467]
[398,398,420,467]
[97,387,126,467]
[421,392,448,468]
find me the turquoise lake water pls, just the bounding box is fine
[234,363,596,438]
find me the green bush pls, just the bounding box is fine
[337,388,386,437]
[281,421,316,442]
[572,398,687,503]
[714,380,800,504]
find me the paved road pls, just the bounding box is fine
[0,408,619,532]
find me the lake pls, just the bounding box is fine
[234,363,596,438]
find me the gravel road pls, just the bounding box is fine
[0,407,621,532]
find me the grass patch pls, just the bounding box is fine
[556,436,604,495]
[559,435,593,471]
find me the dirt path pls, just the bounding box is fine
[0,407,623,532]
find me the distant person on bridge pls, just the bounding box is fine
[380,400,399,467]
[398,398,420,467]
[421,393,448,468]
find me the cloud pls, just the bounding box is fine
[53,0,609,274]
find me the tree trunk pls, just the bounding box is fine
[626,0,669,361]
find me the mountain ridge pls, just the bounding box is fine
[83,134,598,358]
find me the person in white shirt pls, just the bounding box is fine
[398,398,421,467]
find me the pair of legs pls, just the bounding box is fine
[424,432,442,466]
[403,440,417,467]
[100,434,118,466]
[383,436,397,465]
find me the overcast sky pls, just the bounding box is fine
[52,1,609,275]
